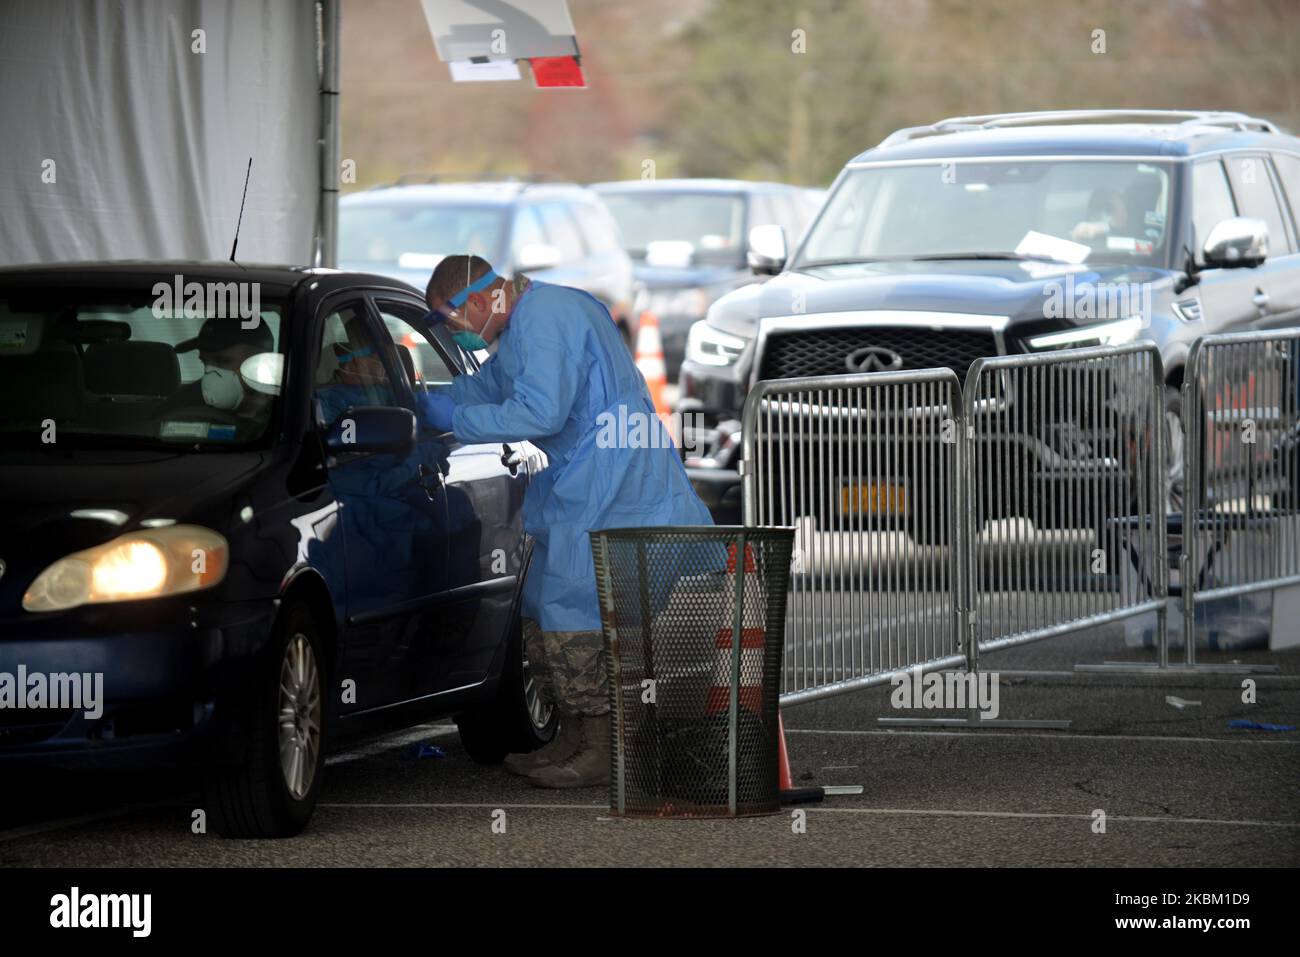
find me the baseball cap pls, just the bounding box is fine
[175,316,274,354]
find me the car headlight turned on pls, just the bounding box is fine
[686,321,748,366]
[1026,316,1146,351]
[23,525,229,612]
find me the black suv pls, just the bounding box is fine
[678,110,1300,522]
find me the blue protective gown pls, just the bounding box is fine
[446,281,713,632]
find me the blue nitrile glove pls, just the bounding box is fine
[417,390,457,434]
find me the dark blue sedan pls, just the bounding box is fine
[0,262,554,837]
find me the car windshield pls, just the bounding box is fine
[339,202,507,268]
[797,159,1174,268]
[598,191,746,266]
[0,286,285,450]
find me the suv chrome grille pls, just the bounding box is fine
[757,326,1000,380]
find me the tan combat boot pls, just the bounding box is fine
[525,713,611,789]
[503,716,583,776]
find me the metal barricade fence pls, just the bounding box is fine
[740,344,1173,706]
[741,369,966,705]
[1183,329,1300,666]
[963,343,1169,663]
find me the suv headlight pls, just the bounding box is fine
[686,321,748,367]
[23,525,229,613]
[1027,316,1146,350]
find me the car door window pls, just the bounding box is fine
[573,201,620,254]
[773,190,800,238]
[775,190,802,236]
[313,299,396,427]
[748,193,777,230]
[1274,153,1300,225]
[510,205,547,263]
[1226,155,1294,255]
[1192,160,1237,264]
[538,203,586,262]
[374,298,460,396]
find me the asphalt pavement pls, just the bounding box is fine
[1,614,1296,867]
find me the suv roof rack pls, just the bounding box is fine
[877,109,1279,148]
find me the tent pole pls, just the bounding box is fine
[318,0,341,267]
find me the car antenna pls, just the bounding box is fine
[230,157,252,269]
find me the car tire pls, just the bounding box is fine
[204,602,328,839]
[456,614,557,764]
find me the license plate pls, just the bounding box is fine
[840,482,906,515]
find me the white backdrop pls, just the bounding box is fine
[0,0,320,266]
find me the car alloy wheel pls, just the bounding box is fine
[522,647,554,734]
[278,632,322,800]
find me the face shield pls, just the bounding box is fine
[430,268,500,351]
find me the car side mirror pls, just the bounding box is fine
[1202,216,1268,268]
[515,242,562,272]
[747,224,787,275]
[324,405,416,457]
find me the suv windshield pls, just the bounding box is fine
[339,203,507,267]
[599,191,746,266]
[0,287,284,450]
[798,159,1173,268]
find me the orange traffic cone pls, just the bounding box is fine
[705,626,767,715]
[635,310,674,437]
[725,541,757,574]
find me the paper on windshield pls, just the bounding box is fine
[645,240,694,269]
[1015,230,1090,265]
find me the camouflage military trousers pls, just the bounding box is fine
[522,617,609,717]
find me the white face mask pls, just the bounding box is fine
[201,365,244,411]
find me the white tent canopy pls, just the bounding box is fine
[0,0,324,266]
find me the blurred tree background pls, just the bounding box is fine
[340,0,1300,191]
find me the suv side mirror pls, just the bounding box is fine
[748,224,787,275]
[324,405,416,457]
[515,242,562,272]
[1202,216,1268,268]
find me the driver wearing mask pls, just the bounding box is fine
[171,317,275,423]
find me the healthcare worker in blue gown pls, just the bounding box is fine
[418,255,713,788]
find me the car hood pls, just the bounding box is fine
[705,259,1173,338]
[0,450,265,560]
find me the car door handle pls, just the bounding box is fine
[417,463,443,499]
[1253,289,1270,310]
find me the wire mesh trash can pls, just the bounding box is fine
[590,526,795,818]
